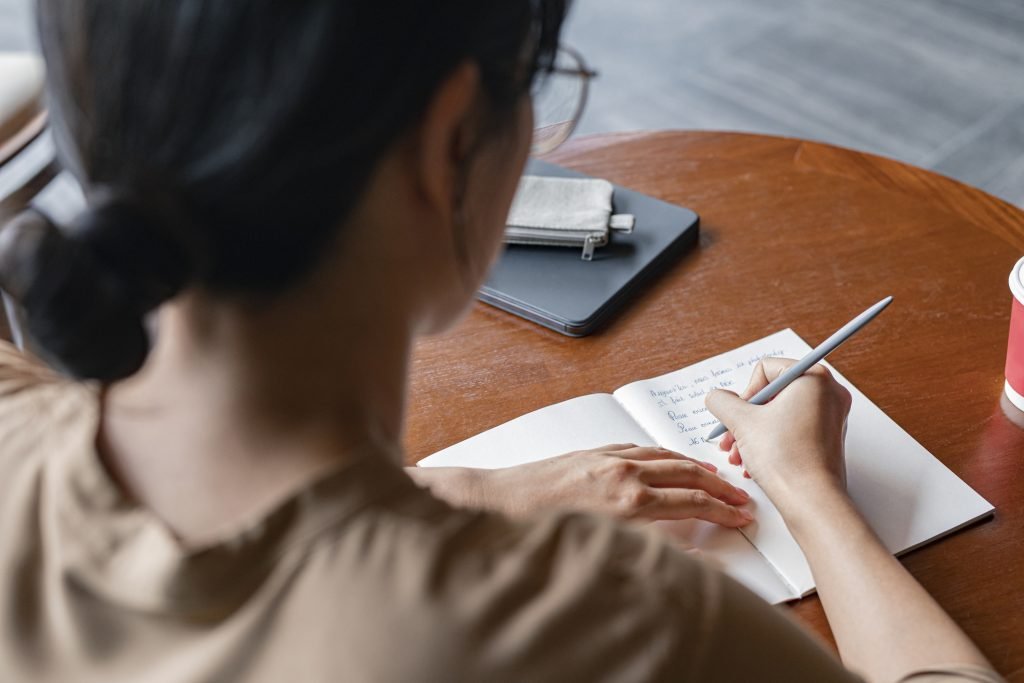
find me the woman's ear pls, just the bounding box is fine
[408,61,483,233]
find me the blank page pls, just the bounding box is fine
[416,394,654,469]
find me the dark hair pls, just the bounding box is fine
[0,0,568,381]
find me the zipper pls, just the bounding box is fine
[503,227,607,260]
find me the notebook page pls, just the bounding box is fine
[823,360,995,559]
[417,393,797,604]
[614,337,813,594]
[653,519,797,603]
[416,394,653,469]
[614,329,994,596]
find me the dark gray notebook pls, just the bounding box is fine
[478,159,700,336]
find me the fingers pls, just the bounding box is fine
[718,434,744,467]
[646,488,755,528]
[576,446,756,528]
[742,357,793,398]
[704,389,753,435]
[741,357,834,399]
[637,459,749,505]
[718,432,735,452]
[710,358,833,441]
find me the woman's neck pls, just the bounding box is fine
[100,285,414,544]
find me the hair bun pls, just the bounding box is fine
[0,202,192,381]
[70,198,195,311]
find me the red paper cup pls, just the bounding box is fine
[1006,256,1024,412]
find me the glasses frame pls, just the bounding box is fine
[531,45,598,156]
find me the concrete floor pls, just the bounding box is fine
[561,0,1024,207]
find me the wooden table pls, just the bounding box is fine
[405,131,1024,679]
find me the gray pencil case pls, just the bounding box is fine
[504,175,635,261]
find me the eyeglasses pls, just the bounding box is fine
[530,46,598,156]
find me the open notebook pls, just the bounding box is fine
[418,329,994,604]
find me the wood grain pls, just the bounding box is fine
[404,131,1024,679]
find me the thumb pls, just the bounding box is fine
[705,389,753,434]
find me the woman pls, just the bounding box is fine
[0,1,1001,681]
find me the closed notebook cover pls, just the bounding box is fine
[479,159,700,336]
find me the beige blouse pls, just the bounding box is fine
[0,342,1002,682]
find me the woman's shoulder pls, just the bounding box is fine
[284,478,870,682]
[0,338,58,387]
[0,340,96,472]
[289,493,719,681]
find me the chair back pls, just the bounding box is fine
[0,53,60,347]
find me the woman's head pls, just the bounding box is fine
[0,0,569,380]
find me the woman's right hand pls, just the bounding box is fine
[708,360,998,681]
[704,358,853,519]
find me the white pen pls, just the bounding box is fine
[706,296,894,441]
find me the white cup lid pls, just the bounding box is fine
[1012,256,1024,304]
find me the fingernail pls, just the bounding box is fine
[743,470,752,479]
[739,509,754,523]
[736,487,750,500]
[702,461,718,472]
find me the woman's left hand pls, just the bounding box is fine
[408,444,753,527]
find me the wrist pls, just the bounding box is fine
[480,467,526,517]
[775,482,866,546]
[407,466,489,511]
[762,468,852,523]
